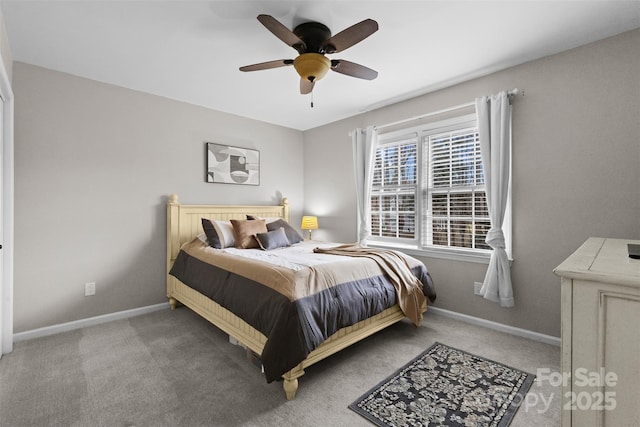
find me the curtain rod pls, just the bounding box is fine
[375,88,520,132]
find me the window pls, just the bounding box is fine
[370,114,503,261]
[370,140,417,239]
[424,127,490,250]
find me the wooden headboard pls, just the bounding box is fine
[166,194,290,295]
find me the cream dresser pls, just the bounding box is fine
[554,237,640,426]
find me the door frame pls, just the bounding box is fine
[0,54,14,357]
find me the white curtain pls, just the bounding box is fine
[351,125,377,245]
[476,91,514,307]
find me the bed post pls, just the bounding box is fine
[167,194,180,310]
[282,365,304,400]
[282,197,290,223]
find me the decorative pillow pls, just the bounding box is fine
[213,220,236,248]
[230,219,267,249]
[255,227,291,250]
[201,218,235,249]
[202,218,221,248]
[246,215,280,224]
[267,218,304,244]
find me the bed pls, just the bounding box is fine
[166,194,435,400]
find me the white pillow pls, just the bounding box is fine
[212,220,235,248]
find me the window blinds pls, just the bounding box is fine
[423,127,490,249]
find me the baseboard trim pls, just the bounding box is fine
[12,302,560,347]
[427,306,561,347]
[13,302,170,342]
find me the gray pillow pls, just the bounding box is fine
[201,218,222,248]
[267,219,304,244]
[255,227,291,250]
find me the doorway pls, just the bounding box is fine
[0,55,14,357]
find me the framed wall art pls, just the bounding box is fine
[206,142,260,185]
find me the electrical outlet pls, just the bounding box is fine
[85,282,96,296]
[474,281,483,295]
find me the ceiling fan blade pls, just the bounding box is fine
[322,19,378,54]
[239,59,294,72]
[330,59,378,80]
[257,14,306,53]
[300,78,315,94]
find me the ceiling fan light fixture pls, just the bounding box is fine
[293,53,330,82]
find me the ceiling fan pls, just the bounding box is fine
[240,14,379,95]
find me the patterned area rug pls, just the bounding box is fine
[349,342,535,427]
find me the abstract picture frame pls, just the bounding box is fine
[206,142,260,186]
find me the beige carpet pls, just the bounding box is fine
[0,308,560,426]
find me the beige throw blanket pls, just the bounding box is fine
[313,244,427,326]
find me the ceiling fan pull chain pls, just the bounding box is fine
[310,91,314,108]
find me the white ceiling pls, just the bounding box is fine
[2,1,639,130]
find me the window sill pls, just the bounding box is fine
[368,241,492,264]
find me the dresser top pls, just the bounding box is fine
[554,237,640,288]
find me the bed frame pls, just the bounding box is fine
[166,194,408,400]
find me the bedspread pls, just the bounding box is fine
[313,244,429,326]
[169,238,435,382]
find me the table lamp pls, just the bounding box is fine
[300,216,319,240]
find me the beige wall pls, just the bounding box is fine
[13,63,304,332]
[12,29,640,338]
[303,29,640,338]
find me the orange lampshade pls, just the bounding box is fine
[300,216,319,230]
[293,53,330,82]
